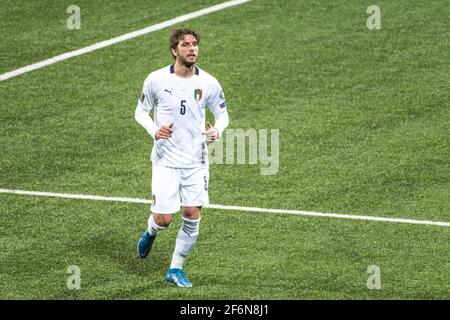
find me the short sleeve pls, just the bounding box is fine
[207,80,227,116]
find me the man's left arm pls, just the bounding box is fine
[206,82,229,143]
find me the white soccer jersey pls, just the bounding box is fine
[137,64,228,168]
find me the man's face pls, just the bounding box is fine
[172,34,198,67]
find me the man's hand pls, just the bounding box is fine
[205,121,219,143]
[155,123,173,140]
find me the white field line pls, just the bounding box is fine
[0,0,252,81]
[1,188,449,227]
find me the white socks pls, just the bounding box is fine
[170,216,201,270]
[147,214,201,270]
[147,214,166,236]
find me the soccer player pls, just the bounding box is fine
[134,28,229,287]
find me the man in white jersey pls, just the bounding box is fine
[134,28,229,287]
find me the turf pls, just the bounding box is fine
[1,0,449,299]
[1,195,448,299]
[0,0,226,74]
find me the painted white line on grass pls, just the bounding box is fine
[0,188,151,204]
[0,0,252,81]
[1,188,449,227]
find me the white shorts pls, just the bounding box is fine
[151,165,209,214]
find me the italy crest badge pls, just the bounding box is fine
[194,89,203,101]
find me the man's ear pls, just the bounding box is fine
[171,48,177,58]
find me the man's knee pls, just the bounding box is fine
[182,206,202,219]
[152,213,174,227]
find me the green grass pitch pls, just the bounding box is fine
[1,0,449,299]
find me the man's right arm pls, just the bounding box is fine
[134,76,160,139]
[135,77,173,140]
[135,102,159,139]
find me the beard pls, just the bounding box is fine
[178,54,197,69]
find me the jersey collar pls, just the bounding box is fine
[170,64,200,75]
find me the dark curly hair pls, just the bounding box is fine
[169,27,200,59]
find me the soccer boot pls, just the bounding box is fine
[137,230,156,259]
[165,268,192,288]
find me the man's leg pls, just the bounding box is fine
[169,206,201,269]
[149,213,174,233]
[165,166,208,287]
[138,165,180,259]
[165,207,201,288]
[137,213,173,259]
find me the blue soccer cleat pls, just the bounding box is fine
[165,268,192,288]
[137,230,156,259]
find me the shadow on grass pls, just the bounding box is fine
[67,231,173,277]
